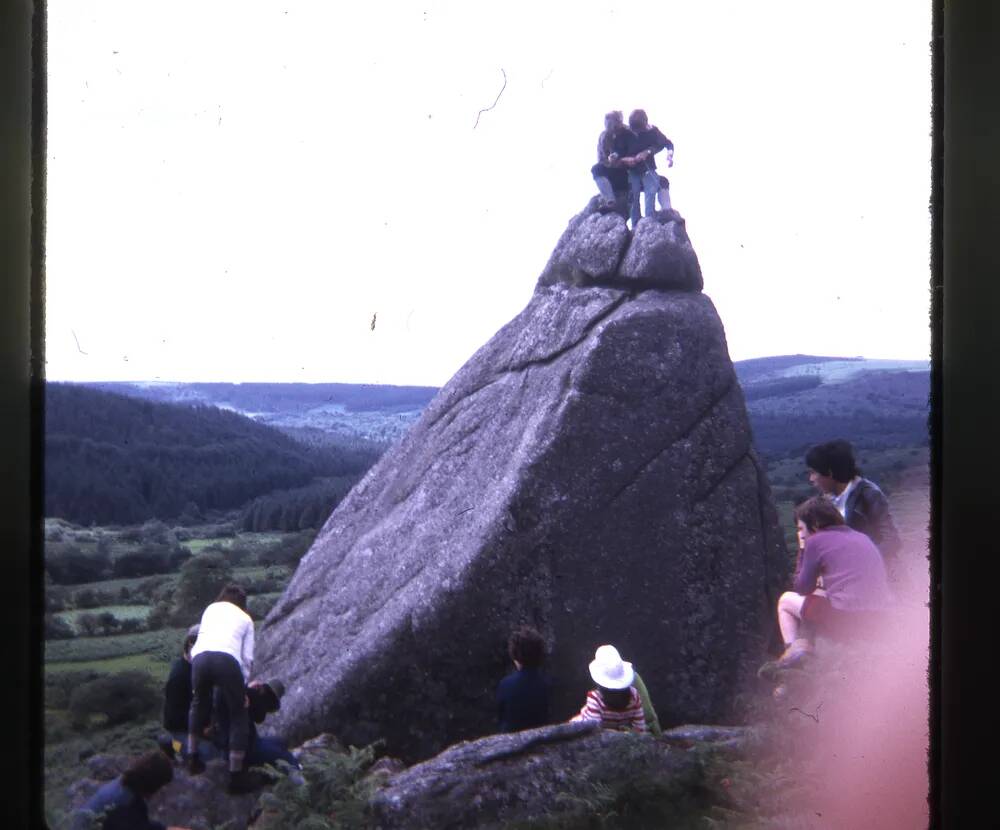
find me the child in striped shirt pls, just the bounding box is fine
[571,645,647,733]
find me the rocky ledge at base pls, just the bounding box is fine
[61,723,755,830]
[253,200,789,761]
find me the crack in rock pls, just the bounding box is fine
[609,376,737,503]
[692,448,753,505]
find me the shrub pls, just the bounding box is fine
[134,576,171,605]
[118,527,145,543]
[258,530,317,568]
[146,602,173,631]
[118,617,144,634]
[46,669,101,709]
[247,594,279,620]
[111,542,190,579]
[171,552,233,624]
[96,611,121,634]
[76,612,103,637]
[68,671,159,730]
[45,585,70,613]
[45,545,109,585]
[73,588,102,609]
[140,519,171,544]
[253,743,381,830]
[44,614,76,641]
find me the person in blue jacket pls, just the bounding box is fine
[496,625,551,732]
[70,750,187,830]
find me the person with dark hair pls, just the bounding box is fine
[187,584,258,794]
[613,109,674,229]
[158,625,219,762]
[772,496,892,667]
[496,625,551,732]
[804,439,903,570]
[591,110,630,208]
[70,751,189,830]
[570,645,647,733]
[211,678,302,775]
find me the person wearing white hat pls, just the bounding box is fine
[570,645,647,733]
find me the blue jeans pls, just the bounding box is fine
[170,731,220,762]
[627,168,660,227]
[246,735,301,770]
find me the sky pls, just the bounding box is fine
[45,1,932,387]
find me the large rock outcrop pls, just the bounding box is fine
[369,721,739,829]
[255,203,790,761]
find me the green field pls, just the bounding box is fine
[55,604,152,629]
[45,626,188,664]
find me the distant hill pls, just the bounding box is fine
[80,355,929,462]
[45,384,377,526]
[733,355,929,459]
[86,381,438,446]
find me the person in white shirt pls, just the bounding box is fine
[186,584,259,794]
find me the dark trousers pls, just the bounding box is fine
[189,651,248,754]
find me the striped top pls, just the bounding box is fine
[571,687,647,733]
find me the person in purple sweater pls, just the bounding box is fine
[774,496,891,667]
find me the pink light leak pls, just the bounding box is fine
[780,478,930,828]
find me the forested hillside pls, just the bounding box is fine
[88,381,438,414]
[45,384,377,526]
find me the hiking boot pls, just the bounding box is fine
[227,768,266,795]
[187,755,206,775]
[775,638,813,669]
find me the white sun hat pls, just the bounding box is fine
[588,644,635,690]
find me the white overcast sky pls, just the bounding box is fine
[45,1,932,387]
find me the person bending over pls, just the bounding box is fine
[804,439,903,573]
[496,625,551,732]
[774,496,892,667]
[70,750,190,830]
[211,678,302,775]
[187,584,257,794]
[571,645,647,733]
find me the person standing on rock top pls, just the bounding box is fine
[496,625,551,732]
[186,584,259,795]
[613,109,674,229]
[591,110,630,209]
[804,439,903,576]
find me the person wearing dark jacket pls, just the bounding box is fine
[496,625,551,732]
[211,679,301,773]
[591,110,630,206]
[70,751,188,830]
[613,109,674,228]
[159,624,219,762]
[805,439,903,572]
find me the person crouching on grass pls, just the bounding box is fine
[773,496,892,668]
[186,584,258,794]
[570,645,647,733]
